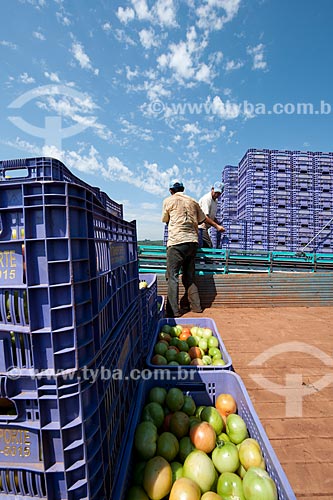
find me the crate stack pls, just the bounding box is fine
[313,152,333,253]
[229,148,332,253]
[237,149,270,250]
[220,165,238,220]
[210,165,247,250]
[291,152,316,252]
[268,150,294,251]
[0,157,142,500]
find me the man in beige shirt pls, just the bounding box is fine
[162,180,225,317]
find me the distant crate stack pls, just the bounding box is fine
[210,149,333,253]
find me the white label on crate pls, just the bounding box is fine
[0,428,38,462]
[0,244,23,285]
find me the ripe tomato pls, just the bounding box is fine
[189,422,216,453]
[169,411,190,439]
[215,393,237,417]
[188,346,202,359]
[143,456,172,500]
[182,327,191,336]
[169,477,201,500]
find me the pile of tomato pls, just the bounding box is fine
[125,385,278,500]
[150,324,226,367]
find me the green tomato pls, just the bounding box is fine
[207,336,219,348]
[202,355,212,365]
[187,336,198,348]
[242,467,278,500]
[198,339,208,351]
[226,414,248,444]
[141,402,165,428]
[201,328,213,339]
[217,472,245,500]
[134,421,158,460]
[212,442,240,473]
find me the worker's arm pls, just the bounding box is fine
[161,200,169,223]
[204,215,225,232]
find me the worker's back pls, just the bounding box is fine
[162,192,205,246]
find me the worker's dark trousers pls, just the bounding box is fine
[166,242,201,317]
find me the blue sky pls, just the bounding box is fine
[1,0,333,240]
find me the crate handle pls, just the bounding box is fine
[3,168,29,179]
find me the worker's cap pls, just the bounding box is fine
[213,181,224,193]
[169,180,184,189]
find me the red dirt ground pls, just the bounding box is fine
[181,306,333,500]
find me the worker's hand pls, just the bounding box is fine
[216,224,225,232]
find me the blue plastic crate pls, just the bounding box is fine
[222,165,238,183]
[156,295,165,321]
[0,157,123,218]
[0,299,143,500]
[0,158,139,373]
[146,317,232,370]
[114,370,296,500]
[139,273,158,354]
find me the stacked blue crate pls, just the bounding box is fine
[238,150,270,250]
[221,165,238,220]
[291,152,316,252]
[237,150,270,221]
[313,152,333,253]
[219,219,247,249]
[163,223,168,245]
[268,151,294,251]
[0,157,142,500]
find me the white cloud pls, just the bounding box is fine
[102,22,112,32]
[141,202,158,210]
[44,71,60,82]
[116,6,135,24]
[196,63,210,82]
[0,40,17,50]
[169,41,195,80]
[139,28,160,49]
[19,72,35,84]
[32,31,45,40]
[129,0,177,26]
[114,29,136,46]
[35,91,112,142]
[157,26,212,84]
[2,137,40,155]
[146,81,171,100]
[196,0,241,31]
[36,94,97,115]
[56,10,71,26]
[131,0,151,20]
[183,123,200,134]
[19,0,45,8]
[65,146,104,175]
[105,156,181,196]
[225,59,244,71]
[119,118,153,141]
[247,43,267,70]
[126,66,139,80]
[71,41,99,75]
[157,53,169,68]
[209,51,224,65]
[212,96,241,119]
[154,0,177,27]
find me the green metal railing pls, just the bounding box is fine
[138,245,333,274]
